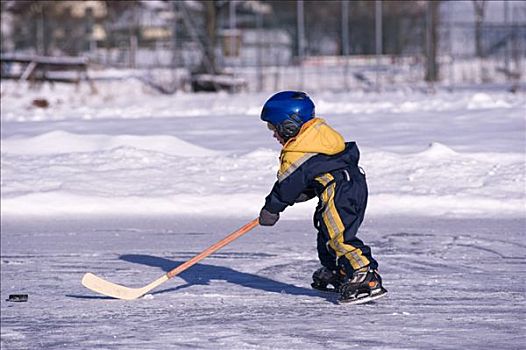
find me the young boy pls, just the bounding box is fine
[258,91,387,304]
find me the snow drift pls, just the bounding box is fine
[1,133,523,218]
[1,81,524,218]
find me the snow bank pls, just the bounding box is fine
[1,81,524,219]
[0,80,266,121]
[362,142,525,217]
[1,132,523,218]
[1,80,524,122]
[1,130,218,157]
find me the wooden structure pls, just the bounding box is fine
[0,54,96,91]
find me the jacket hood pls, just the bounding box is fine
[282,118,345,156]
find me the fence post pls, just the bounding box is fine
[297,0,305,90]
[375,0,383,90]
[425,0,440,82]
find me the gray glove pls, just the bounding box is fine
[295,189,316,203]
[259,208,279,226]
[295,193,311,203]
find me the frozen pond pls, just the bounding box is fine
[1,216,524,349]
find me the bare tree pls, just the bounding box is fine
[472,0,487,57]
[425,0,440,82]
[204,1,218,73]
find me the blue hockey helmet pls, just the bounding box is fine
[260,91,315,140]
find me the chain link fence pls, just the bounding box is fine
[1,1,525,92]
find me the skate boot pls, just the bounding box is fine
[339,268,387,304]
[311,267,345,293]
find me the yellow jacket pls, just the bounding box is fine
[278,118,345,182]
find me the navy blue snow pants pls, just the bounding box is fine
[313,167,378,277]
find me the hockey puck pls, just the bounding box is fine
[6,294,28,302]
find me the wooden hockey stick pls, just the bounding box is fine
[82,218,259,300]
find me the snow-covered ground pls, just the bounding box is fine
[1,80,525,349]
[1,80,524,219]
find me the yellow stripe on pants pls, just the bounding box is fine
[318,177,370,271]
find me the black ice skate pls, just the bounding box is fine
[339,268,387,305]
[311,267,345,293]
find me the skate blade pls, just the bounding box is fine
[339,288,388,305]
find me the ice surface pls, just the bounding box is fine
[1,217,525,349]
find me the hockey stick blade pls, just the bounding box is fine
[81,218,259,300]
[82,272,169,300]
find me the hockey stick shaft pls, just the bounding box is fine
[166,218,259,279]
